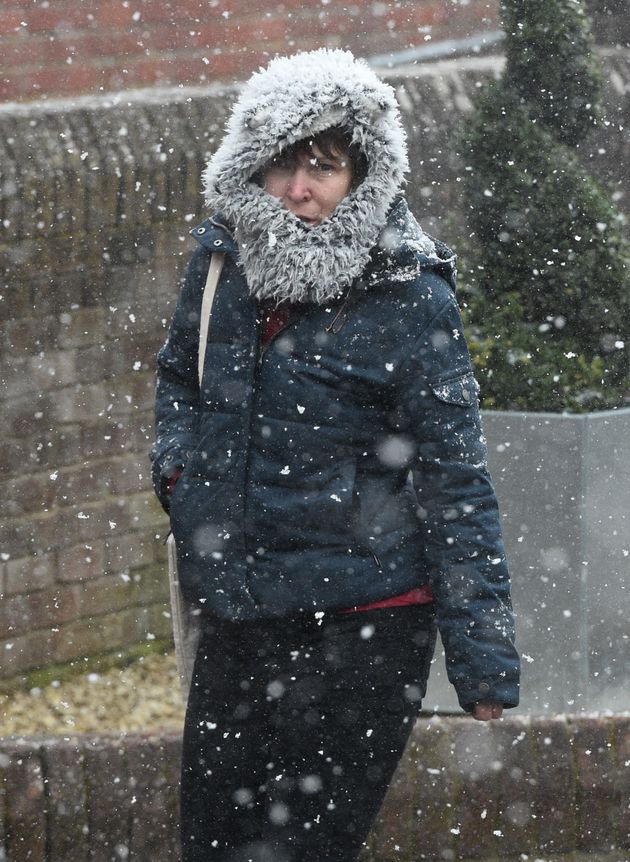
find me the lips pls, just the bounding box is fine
[296,215,319,226]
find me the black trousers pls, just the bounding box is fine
[180,604,437,862]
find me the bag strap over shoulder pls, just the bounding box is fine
[198,252,225,385]
[170,251,224,704]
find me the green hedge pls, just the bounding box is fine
[459,0,630,413]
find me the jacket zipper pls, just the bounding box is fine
[260,282,354,362]
[244,294,360,589]
[243,312,297,589]
[240,310,269,605]
[371,550,382,569]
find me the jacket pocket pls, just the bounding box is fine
[429,370,479,406]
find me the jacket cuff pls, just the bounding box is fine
[456,678,520,712]
[151,451,187,513]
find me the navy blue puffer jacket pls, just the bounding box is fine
[151,198,520,711]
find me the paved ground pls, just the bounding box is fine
[0,651,184,736]
[450,855,630,861]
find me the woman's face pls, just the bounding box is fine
[262,143,353,227]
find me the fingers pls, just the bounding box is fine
[472,702,504,721]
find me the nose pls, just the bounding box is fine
[286,167,311,202]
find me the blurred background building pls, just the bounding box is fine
[2,0,502,103]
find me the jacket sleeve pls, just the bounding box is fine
[150,247,210,511]
[393,284,520,711]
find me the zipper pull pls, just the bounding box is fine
[325,284,353,334]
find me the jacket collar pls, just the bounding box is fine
[190,198,457,299]
[190,216,238,256]
[365,196,457,291]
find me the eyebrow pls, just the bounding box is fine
[306,147,347,165]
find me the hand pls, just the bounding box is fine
[472,701,503,721]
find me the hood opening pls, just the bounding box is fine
[248,125,369,194]
[201,49,410,305]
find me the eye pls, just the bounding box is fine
[310,159,335,173]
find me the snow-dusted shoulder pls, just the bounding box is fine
[370,198,457,288]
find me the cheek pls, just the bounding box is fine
[337,169,353,199]
[263,173,286,198]
[331,175,352,206]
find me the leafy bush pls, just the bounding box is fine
[459,0,630,413]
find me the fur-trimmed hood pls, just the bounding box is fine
[202,49,413,305]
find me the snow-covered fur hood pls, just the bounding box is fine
[202,49,411,305]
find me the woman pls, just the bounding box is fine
[151,49,520,862]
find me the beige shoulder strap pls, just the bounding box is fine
[198,253,225,385]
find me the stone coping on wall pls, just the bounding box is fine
[1,47,629,260]
[0,715,629,861]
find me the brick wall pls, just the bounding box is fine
[1,0,624,106]
[0,0,501,104]
[1,715,629,860]
[1,50,629,684]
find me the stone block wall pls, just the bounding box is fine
[0,716,629,861]
[1,85,239,681]
[0,0,500,103]
[1,49,629,684]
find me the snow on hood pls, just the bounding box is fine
[201,49,412,305]
[203,48,408,203]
